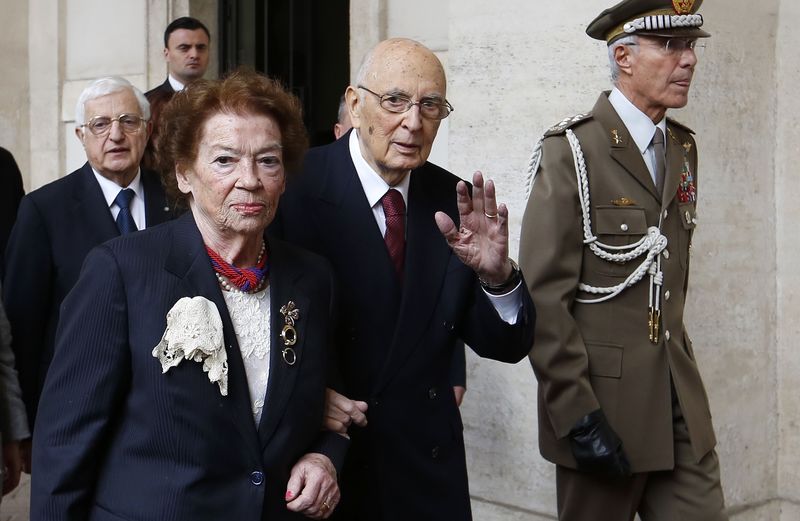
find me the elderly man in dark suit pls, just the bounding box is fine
[520,0,726,520]
[2,76,172,430]
[273,38,536,520]
[143,16,210,171]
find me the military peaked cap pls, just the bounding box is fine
[587,0,710,43]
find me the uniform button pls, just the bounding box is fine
[431,446,440,459]
[664,290,671,301]
[665,330,671,341]
[428,387,438,399]
[663,250,670,259]
[442,321,455,331]
[250,471,264,485]
[663,209,668,219]
[620,223,629,232]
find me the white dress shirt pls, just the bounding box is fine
[168,74,186,92]
[348,130,522,324]
[92,168,147,230]
[608,87,667,185]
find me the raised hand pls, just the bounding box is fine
[434,171,512,285]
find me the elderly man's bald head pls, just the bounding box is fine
[346,38,449,185]
[355,38,447,90]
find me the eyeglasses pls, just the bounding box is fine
[628,38,705,57]
[81,114,147,136]
[357,86,454,120]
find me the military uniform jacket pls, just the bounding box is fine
[519,92,716,473]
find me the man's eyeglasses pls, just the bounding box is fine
[357,86,454,120]
[81,114,147,136]
[628,38,705,56]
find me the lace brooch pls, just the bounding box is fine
[152,296,229,396]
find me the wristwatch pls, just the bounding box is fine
[479,258,522,295]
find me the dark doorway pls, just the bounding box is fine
[219,0,350,146]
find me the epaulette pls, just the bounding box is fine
[543,112,593,137]
[666,116,695,135]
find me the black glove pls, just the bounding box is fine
[568,409,631,477]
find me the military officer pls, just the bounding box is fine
[519,0,727,520]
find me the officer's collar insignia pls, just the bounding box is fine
[612,197,637,206]
[611,129,623,145]
[672,0,695,15]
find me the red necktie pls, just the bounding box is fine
[381,189,405,279]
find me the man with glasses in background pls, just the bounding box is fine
[273,38,535,520]
[519,0,727,519]
[3,77,171,443]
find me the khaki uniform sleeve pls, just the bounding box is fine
[519,134,600,439]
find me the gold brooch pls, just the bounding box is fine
[280,301,300,365]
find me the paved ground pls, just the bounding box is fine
[2,474,29,520]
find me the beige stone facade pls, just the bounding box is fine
[2,0,797,519]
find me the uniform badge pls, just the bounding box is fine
[671,135,697,203]
[611,129,622,145]
[672,0,695,14]
[612,197,637,206]
[678,164,697,203]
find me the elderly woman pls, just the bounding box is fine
[31,70,345,520]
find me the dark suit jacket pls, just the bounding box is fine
[0,146,24,277]
[272,132,536,521]
[143,78,177,171]
[31,212,346,521]
[2,162,172,425]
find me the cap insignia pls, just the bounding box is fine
[672,0,695,15]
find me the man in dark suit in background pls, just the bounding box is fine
[0,147,24,278]
[2,76,172,431]
[143,16,210,170]
[273,38,536,520]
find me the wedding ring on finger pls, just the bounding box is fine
[321,500,330,512]
[484,211,498,219]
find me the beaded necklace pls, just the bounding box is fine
[206,241,269,293]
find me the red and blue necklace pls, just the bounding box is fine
[206,241,269,293]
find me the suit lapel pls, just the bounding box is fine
[374,166,453,393]
[594,94,661,204]
[256,239,310,448]
[164,213,261,455]
[312,138,400,309]
[71,162,120,243]
[141,168,172,227]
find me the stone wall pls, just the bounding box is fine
[1,0,797,518]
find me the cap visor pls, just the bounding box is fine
[637,27,710,39]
